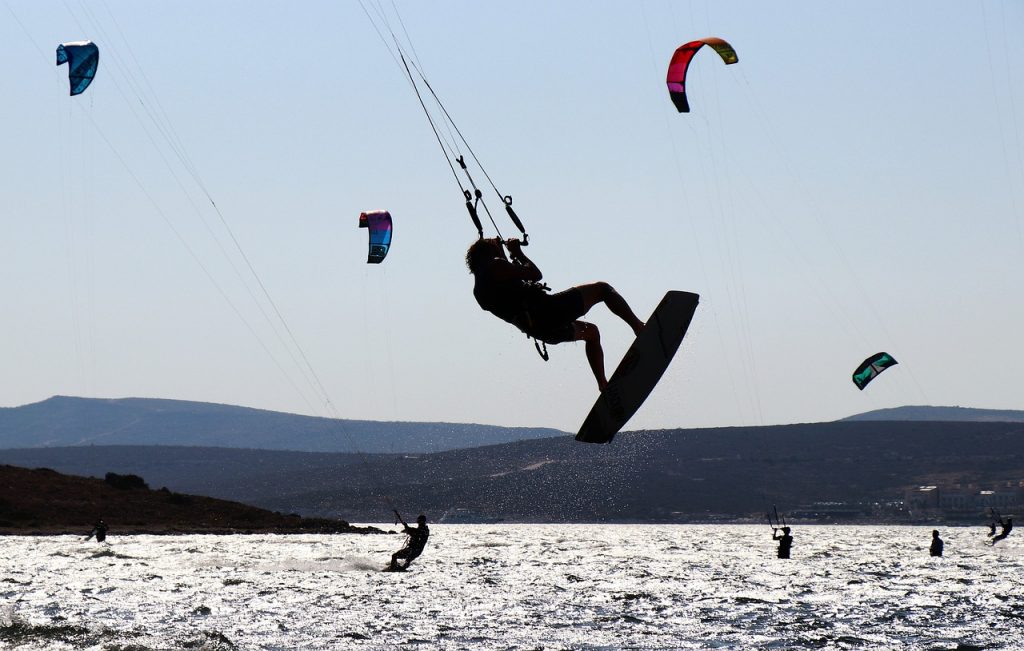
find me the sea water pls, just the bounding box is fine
[1,525,1021,649]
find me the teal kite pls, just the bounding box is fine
[852,352,898,390]
[56,41,99,96]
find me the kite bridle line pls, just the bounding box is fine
[410,58,529,244]
[395,50,487,239]
[8,0,411,522]
[363,1,552,362]
[403,49,550,358]
[361,0,529,245]
[398,50,528,245]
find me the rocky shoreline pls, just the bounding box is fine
[0,464,386,536]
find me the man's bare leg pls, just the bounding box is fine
[575,321,607,391]
[576,282,644,336]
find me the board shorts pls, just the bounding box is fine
[524,288,587,345]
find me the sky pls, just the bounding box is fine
[2,1,1022,433]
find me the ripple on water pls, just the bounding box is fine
[0,526,1020,649]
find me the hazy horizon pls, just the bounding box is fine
[6,394,1024,432]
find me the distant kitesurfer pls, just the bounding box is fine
[85,519,108,543]
[389,511,429,571]
[929,530,944,557]
[772,526,793,559]
[466,237,645,391]
[990,516,1013,545]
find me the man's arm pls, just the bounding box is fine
[483,239,542,282]
[505,239,542,280]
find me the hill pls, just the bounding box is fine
[6,397,1020,458]
[0,445,378,503]
[270,420,1024,522]
[842,405,1024,422]
[4,420,1024,523]
[0,464,381,535]
[0,396,564,453]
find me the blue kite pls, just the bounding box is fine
[56,41,99,96]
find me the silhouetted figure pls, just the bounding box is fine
[989,521,997,536]
[85,519,108,543]
[929,530,944,557]
[467,237,645,391]
[389,511,429,571]
[991,517,1013,545]
[773,526,793,559]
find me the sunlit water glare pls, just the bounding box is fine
[1,525,1022,649]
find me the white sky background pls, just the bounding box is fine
[1,1,1022,432]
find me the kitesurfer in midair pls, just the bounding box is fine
[990,516,1013,545]
[929,530,944,557]
[389,512,429,571]
[466,237,645,391]
[772,526,793,559]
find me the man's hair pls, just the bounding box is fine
[465,238,502,274]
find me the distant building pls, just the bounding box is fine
[975,489,1018,511]
[938,490,971,511]
[906,486,940,511]
[790,502,868,520]
[905,484,1023,515]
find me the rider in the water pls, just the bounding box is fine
[990,516,1013,546]
[772,526,793,559]
[390,512,429,570]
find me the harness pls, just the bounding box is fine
[476,277,553,361]
[517,280,552,361]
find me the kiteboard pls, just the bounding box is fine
[575,290,699,444]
